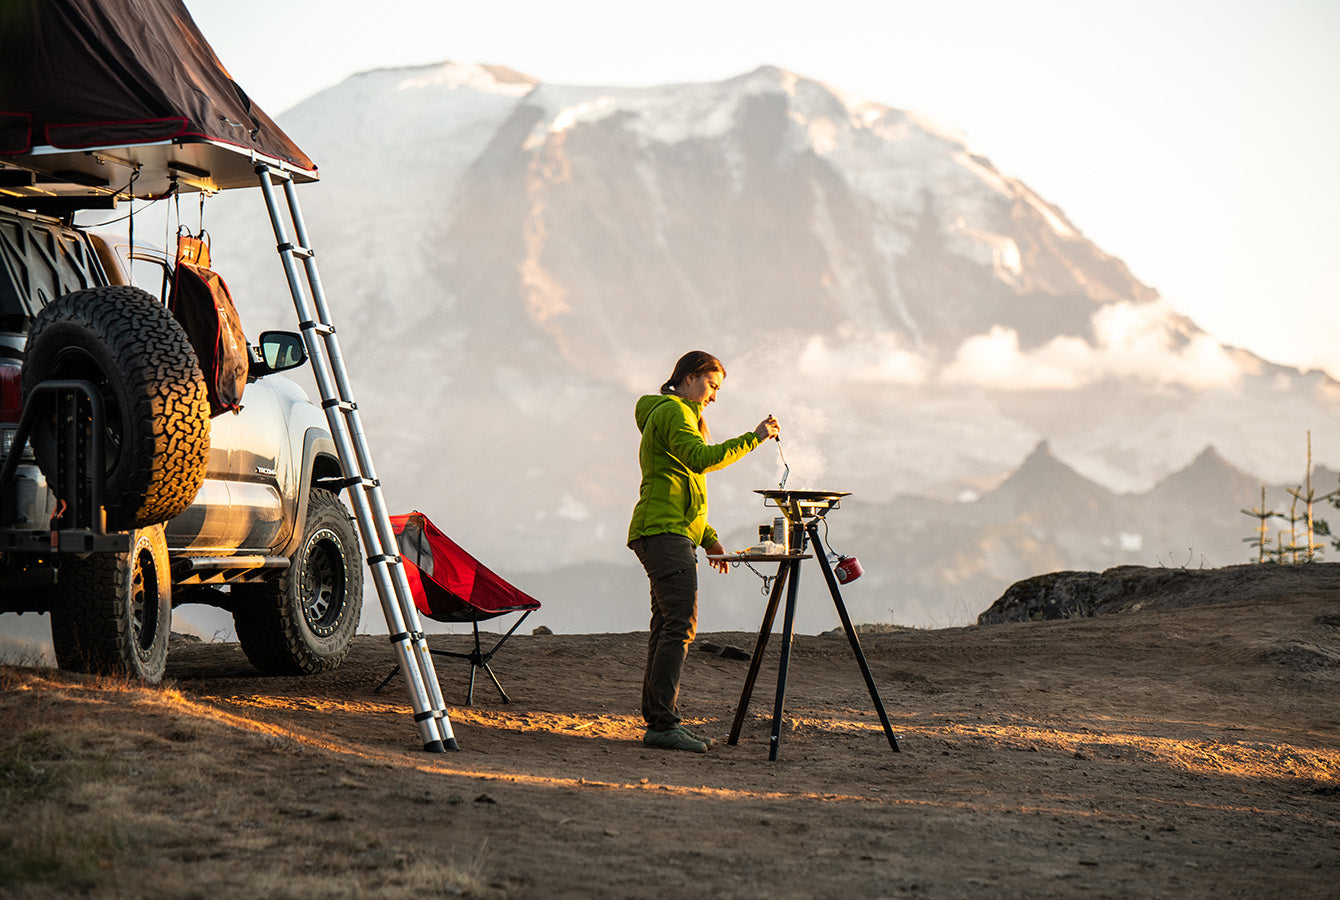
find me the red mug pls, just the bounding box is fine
[834,555,863,584]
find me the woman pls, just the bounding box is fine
[627,350,779,753]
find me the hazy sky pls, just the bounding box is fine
[188,0,1340,376]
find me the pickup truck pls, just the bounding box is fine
[0,203,363,683]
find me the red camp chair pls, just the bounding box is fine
[374,512,541,704]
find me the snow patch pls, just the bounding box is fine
[525,81,748,149]
[1022,191,1076,239]
[795,110,839,155]
[903,109,969,148]
[948,224,1023,281]
[395,62,535,97]
[549,97,617,137]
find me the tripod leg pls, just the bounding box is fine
[728,562,790,745]
[768,559,803,761]
[808,523,901,753]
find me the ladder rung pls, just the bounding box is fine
[327,474,378,490]
[321,398,357,412]
[275,241,313,258]
[299,320,335,335]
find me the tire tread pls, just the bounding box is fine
[23,286,209,530]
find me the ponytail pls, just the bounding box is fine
[660,350,725,394]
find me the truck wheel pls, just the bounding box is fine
[232,489,363,674]
[22,286,210,530]
[49,525,172,683]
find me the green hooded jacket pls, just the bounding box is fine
[627,393,762,548]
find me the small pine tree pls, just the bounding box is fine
[1244,432,1337,564]
[1285,431,1327,562]
[1241,485,1279,563]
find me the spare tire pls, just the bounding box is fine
[22,286,210,530]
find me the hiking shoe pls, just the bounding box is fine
[677,725,716,749]
[643,726,708,753]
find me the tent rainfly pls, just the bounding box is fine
[0,0,316,209]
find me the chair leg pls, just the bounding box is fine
[413,611,534,704]
[373,666,399,694]
[482,661,511,703]
[468,617,514,704]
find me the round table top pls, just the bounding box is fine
[707,553,813,562]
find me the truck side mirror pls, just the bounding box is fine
[250,331,308,377]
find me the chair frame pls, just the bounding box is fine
[375,609,533,705]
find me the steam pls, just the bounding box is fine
[718,336,837,490]
[769,403,829,489]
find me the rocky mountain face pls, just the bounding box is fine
[194,62,1340,632]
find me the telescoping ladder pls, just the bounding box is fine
[255,163,456,752]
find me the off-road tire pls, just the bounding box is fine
[49,524,172,683]
[22,286,209,530]
[232,488,363,674]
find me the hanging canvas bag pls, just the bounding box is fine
[168,231,248,416]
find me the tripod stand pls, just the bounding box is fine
[717,490,901,761]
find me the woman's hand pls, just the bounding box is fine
[754,415,779,442]
[705,540,730,573]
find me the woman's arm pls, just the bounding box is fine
[662,404,762,473]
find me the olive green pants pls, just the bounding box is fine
[630,533,699,731]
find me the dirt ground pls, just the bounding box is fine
[2,575,1338,898]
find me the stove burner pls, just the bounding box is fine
[756,488,850,524]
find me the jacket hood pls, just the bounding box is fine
[634,393,700,432]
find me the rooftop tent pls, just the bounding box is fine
[0,0,316,209]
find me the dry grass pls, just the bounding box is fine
[0,667,502,899]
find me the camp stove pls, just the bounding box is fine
[758,488,846,553]
[750,489,861,581]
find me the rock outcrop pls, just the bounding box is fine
[978,563,1340,625]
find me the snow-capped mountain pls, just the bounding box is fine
[195,62,1340,630]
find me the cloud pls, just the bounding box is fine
[797,332,930,385]
[941,301,1243,391]
[735,301,1242,395]
[941,326,1086,390]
